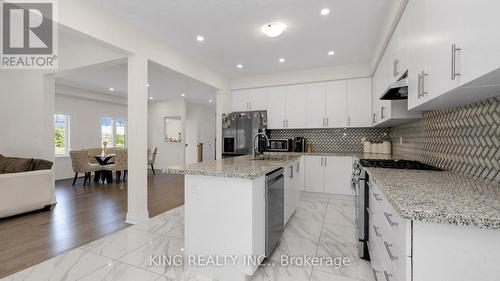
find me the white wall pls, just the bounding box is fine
[185,102,216,163]
[54,91,127,179]
[0,71,54,161]
[148,100,186,170]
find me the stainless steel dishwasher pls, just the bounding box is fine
[265,167,284,258]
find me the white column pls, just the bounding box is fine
[216,89,231,160]
[126,55,149,224]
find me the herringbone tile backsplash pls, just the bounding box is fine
[268,128,391,153]
[392,96,500,184]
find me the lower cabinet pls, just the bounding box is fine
[284,160,301,224]
[304,156,353,195]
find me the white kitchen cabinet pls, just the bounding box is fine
[406,0,500,111]
[284,160,301,224]
[304,156,323,193]
[285,84,306,128]
[325,80,348,128]
[267,86,287,129]
[305,82,326,128]
[323,156,353,195]
[231,88,267,112]
[347,78,372,127]
[304,156,353,195]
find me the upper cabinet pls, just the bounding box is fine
[285,84,306,128]
[231,88,267,112]
[347,78,372,127]
[406,0,500,110]
[267,86,287,129]
[325,80,348,128]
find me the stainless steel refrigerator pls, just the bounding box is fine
[222,111,267,157]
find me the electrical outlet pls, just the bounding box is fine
[400,136,403,144]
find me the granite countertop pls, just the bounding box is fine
[264,151,397,160]
[167,154,300,180]
[364,167,500,229]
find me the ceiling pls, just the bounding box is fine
[86,0,393,78]
[56,61,217,106]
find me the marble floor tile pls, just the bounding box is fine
[319,224,357,249]
[159,268,215,281]
[324,201,355,227]
[311,269,364,281]
[119,235,184,275]
[315,243,373,281]
[285,216,323,241]
[2,248,112,281]
[293,201,327,223]
[250,265,311,281]
[269,233,318,266]
[131,208,184,238]
[80,228,160,259]
[78,261,161,281]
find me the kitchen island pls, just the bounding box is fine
[167,154,302,281]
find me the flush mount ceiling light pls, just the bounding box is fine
[236,64,243,69]
[261,22,286,37]
[328,50,335,56]
[108,88,115,92]
[321,8,330,15]
[181,93,186,97]
[196,35,204,42]
[279,58,285,63]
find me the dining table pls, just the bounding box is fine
[94,153,115,183]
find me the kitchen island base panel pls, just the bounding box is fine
[184,174,266,281]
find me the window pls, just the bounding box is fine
[54,114,70,156]
[116,118,127,148]
[100,117,127,148]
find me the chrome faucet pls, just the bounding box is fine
[252,132,269,159]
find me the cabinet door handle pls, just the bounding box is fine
[373,192,383,201]
[372,113,376,124]
[320,157,324,167]
[384,271,393,281]
[326,117,329,127]
[380,107,385,119]
[347,117,351,126]
[384,212,399,226]
[290,165,294,178]
[421,71,428,96]
[394,58,400,77]
[296,162,300,173]
[383,241,399,261]
[323,117,325,127]
[373,225,382,237]
[451,44,461,80]
[283,119,285,128]
[324,157,327,166]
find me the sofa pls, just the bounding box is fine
[0,154,55,218]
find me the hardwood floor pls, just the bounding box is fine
[0,172,184,278]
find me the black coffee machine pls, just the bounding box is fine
[293,137,306,152]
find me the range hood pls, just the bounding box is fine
[380,70,408,100]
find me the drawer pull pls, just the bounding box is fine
[373,193,383,201]
[384,212,399,226]
[373,225,382,237]
[384,271,393,281]
[384,241,399,261]
[373,269,380,281]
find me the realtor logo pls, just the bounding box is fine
[1,0,58,69]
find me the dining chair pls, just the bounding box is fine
[69,150,101,186]
[103,149,128,182]
[148,147,158,175]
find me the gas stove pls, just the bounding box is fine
[359,159,444,171]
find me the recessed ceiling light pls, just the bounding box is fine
[236,64,243,69]
[108,88,115,92]
[209,99,213,103]
[196,35,204,42]
[181,93,186,97]
[146,83,150,87]
[261,22,286,37]
[321,8,330,15]
[279,58,285,63]
[149,96,154,100]
[328,50,335,56]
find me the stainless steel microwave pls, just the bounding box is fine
[267,139,292,152]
